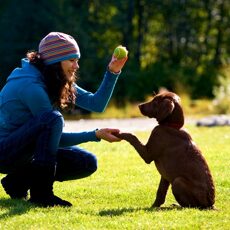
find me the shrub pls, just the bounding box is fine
[212,66,230,114]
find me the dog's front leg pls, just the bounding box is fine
[151,177,170,208]
[116,132,150,163]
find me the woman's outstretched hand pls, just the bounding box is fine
[96,128,121,142]
[108,55,128,73]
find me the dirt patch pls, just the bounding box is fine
[64,117,156,132]
[64,117,196,132]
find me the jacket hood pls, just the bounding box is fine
[7,58,42,81]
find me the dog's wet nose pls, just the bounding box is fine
[138,104,143,111]
[139,104,148,116]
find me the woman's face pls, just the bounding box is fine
[61,58,79,80]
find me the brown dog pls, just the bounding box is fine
[116,91,215,209]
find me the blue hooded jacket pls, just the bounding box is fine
[0,58,120,146]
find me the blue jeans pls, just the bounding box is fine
[0,110,97,181]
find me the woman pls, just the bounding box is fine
[0,32,128,207]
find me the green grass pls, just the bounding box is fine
[0,125,229,229]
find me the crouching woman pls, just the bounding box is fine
[0,32,127,207]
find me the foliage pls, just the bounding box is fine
[0,0,230,103]
[212,66,230,113]
[0,126,229,229]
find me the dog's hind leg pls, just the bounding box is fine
[171,177,199,208]
[172,177,214,208]
[191,186,215,209]
[151,177,170,208]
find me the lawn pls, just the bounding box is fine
[0,125,229,229]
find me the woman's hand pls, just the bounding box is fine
[96,128,121,142]
[108,55,128,73]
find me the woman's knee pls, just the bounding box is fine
[55,147,98,181]
[85,153,98,174]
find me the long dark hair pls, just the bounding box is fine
[27,51,76,109]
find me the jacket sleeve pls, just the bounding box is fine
[75,70,120,112]
[59,130,100,147]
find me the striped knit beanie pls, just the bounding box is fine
[39,32,80,65]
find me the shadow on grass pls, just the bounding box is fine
[99,205,183,216]
[0,198,33,219]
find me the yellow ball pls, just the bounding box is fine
[113,45,128,59]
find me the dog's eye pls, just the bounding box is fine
[152,100,158,107]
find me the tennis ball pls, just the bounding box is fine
[113,45,128,59]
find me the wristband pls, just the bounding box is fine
[107,66,121,75]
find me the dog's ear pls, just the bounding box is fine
[156,98,175,122]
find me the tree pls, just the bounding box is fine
[0,0,229,102]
